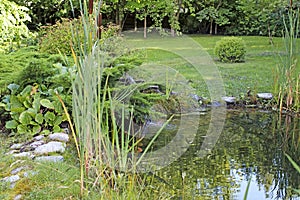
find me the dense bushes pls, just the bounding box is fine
[0,0,34,52]
[214,37,246,63]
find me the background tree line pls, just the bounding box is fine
[8,0,300,36]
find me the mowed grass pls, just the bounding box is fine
[143,35,290,98]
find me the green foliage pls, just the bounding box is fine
[0,0,34,52]
[12,0,80,29]
[0,47,73,93]
[214,37,246,63]
[39,18,83,55]
[3,84,67,136]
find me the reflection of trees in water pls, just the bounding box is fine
[146,110,300,199]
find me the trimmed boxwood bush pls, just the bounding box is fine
[214,37,246,63]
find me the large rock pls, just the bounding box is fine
[34,141,66,155]
[257,93,273,100]
[48,133,69,142]
[222,96,236,104]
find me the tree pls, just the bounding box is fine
[0,0,33,52]
[196,0,231,35]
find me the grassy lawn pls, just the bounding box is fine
[143,35,287,98]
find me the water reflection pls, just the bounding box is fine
[144,110,300,200]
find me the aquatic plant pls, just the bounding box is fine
[273,3,300,113]
[68,0,170,198]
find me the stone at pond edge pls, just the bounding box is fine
[35,155,64,162]
[48,132,69,142]
[34,141,66,155]
[257,93,273,100]
[222,96,236,104]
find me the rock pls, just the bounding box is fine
[34,141,66,155]
[14,194,22,200]
[190,94,202,102]
[6,150,18,155]
[29,140,45,148]
[2,175,20,183]
[222,96,236,104]
[10,143,23,150]
[11,166,27,175]
[48,133,69,142]
[34,135,45,141]
[13,152,33,158]
[35,155,64,162]
[257,93,273,100]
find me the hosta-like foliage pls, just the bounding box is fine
[3,84,67,136]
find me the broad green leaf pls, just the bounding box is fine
[27,108,38,117]
[20,85,32,96]
[32,125,41,133]
[40,99,54,109]
[45,111,55,121]
[54,116,63,126]
[23,99,32,108]
[41,130,50,135]
[7,83,19,94]
[53,125,61,133]
[5,120,18,129]
[19,111,32,125]
[35,113,44,124]
[17,124,28,134]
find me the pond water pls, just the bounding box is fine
[142,109,300,200]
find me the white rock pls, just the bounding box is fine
[257,93,273,100]
[222,96,236,104]
[29,140,45,148]
[14,194,22,200]
[11,166,27,175]
[34,141,66,155]
[34,135,45,141]
[10,143,23,150]
[48,133,69,142]
[2,175,20,183]
[35,155,64,162]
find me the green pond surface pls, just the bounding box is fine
[142,109,300,200]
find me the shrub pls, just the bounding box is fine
[38,18,83,55]
[0,0,34,52]
[39,18,121,55]
[214,37,246,63]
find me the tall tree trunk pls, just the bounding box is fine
[116,1,120,25]
[215,24,217,35]
[134,12,137,31]
[268,23,274,45]
[144,16,147,38]
[209,19,213,35]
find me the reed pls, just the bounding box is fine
[68,1,170,198]
[274,5,300,113]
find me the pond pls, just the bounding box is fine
[142,109,300,200]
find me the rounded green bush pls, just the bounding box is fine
[214,37,246,63]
